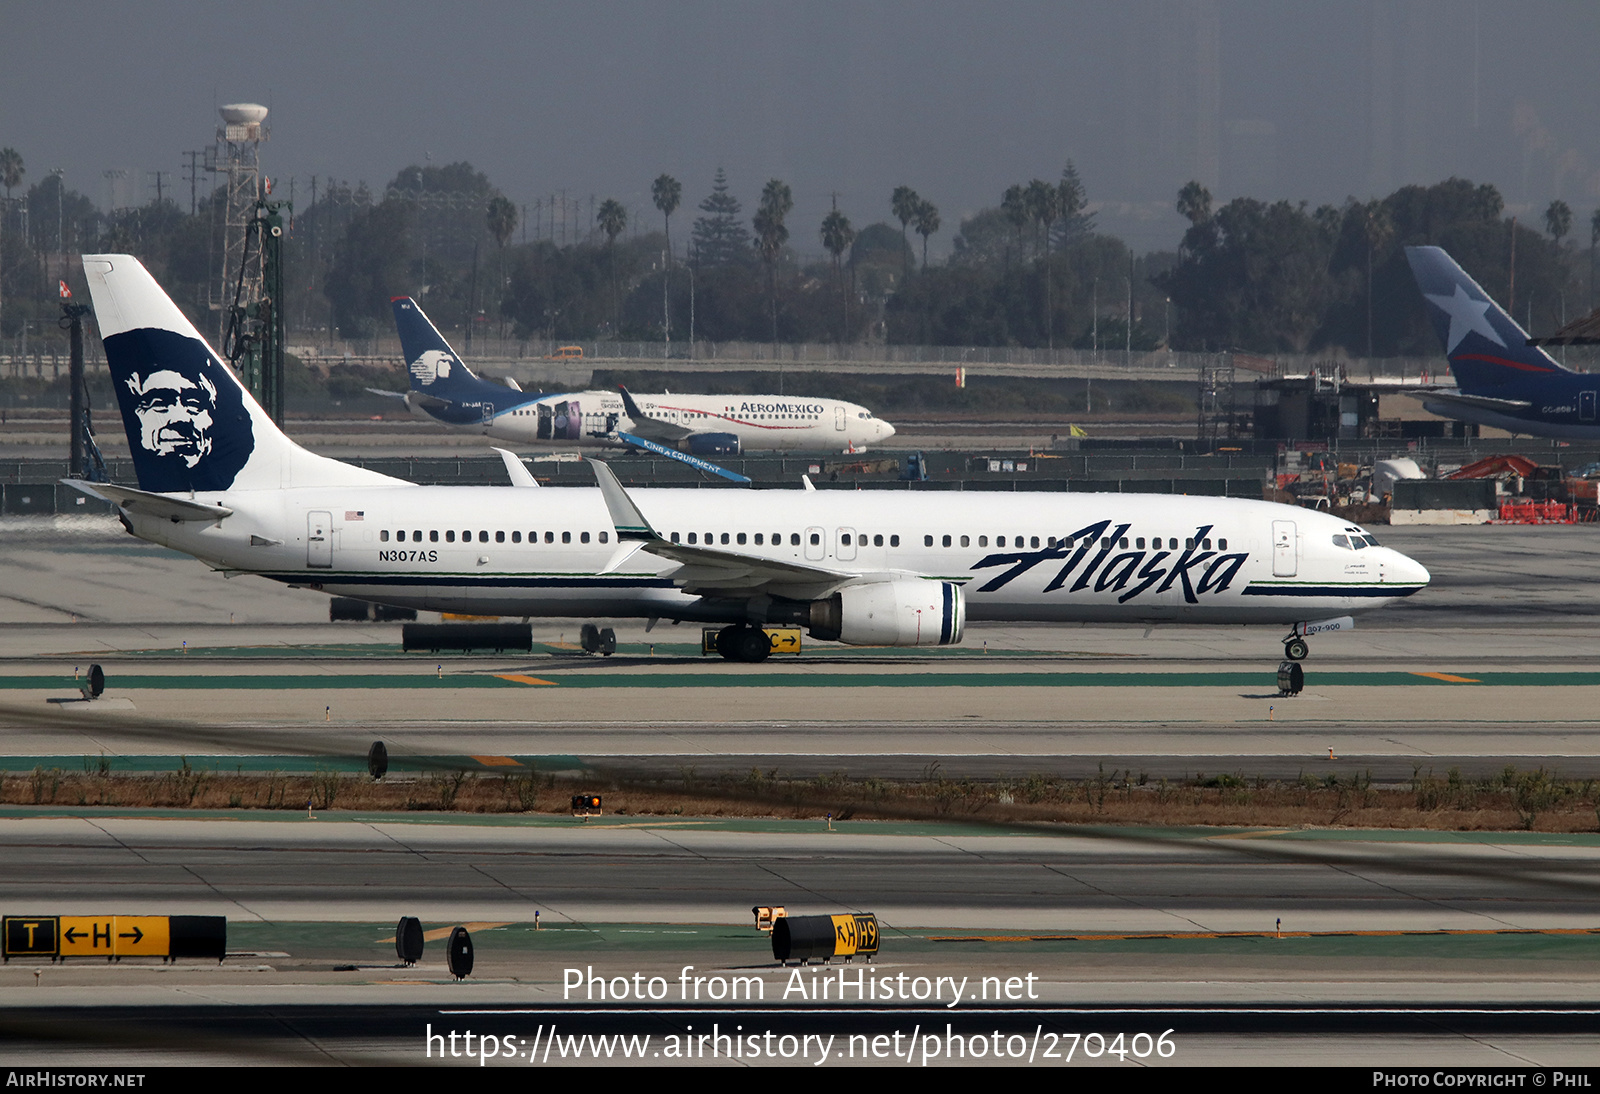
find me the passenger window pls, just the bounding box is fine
[978,536,987,547]
[721,533,730,545]
[512,531,521,543]
[380,530,390,542]
[809,532,820,545]
[924,535,934,547]
[1029,537,1039,548]
[496,531,505,543]
[997,536,1006,547]
[960,535,970,547]
[430,530,439,542]
[544,531,554,543]
[1101,538,1111,549]
[874,534,883,547]
[413,530,422,541]
[841,533,851,546]
[737,532,747,545]
[562,531,571,544]
[1136,538,1145,549]
[1219,538,1227,550]
[1119,538,1129,549]
[463,530,471,541]
[672,532,681,543]
[688,532,697,544]
[754,533,763,545]
[1202,539,1211,550]
[446,530,456,543]
[599,532,608,544]
[942,535,952,547]
[479,531,489,543]
[890,535,899,547]
[1170,538,1179,549]
[1186,538,1195,549]
[790,533,800,545]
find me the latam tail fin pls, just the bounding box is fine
[392,296,485,397]
[1404,245,1572,397]
[82,255,403,494]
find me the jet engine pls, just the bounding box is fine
[803,580,965,647]
[684,432,741,456]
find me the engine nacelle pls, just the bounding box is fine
[684,432,741,456]
[807,580,965,647]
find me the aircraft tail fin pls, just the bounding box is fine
[392,296,486,396]
[82,255,403,494]
[1404,245,1573,396]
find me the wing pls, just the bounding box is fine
[586,459,865,600]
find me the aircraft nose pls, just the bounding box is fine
[1388,548,1430,589]
[878,419,896,440]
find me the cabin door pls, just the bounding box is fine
[1271,520,1296,577]
[1582,391,1595,422]
[307,511,333,569]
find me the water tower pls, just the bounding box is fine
[216,103,268,341]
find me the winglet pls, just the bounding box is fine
[617,384,647,421]
[586,459,657,540]
[492,447,539,488]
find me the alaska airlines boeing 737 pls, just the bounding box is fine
[1407,245,1600,439]
[390,296,895,455]
[70,255,1428,661]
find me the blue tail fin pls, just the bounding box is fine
[392,297,486,399]
[1404,245,1572,396]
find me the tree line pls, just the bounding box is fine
[0,142,1594,357]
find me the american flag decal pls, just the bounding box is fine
[345,511,364,521]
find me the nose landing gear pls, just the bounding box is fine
[1283,635,1309,661]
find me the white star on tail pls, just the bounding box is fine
[1425,283,1505,354]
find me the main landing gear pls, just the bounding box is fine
[713,624,772,663]
[579,623,617,656]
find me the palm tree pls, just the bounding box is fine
[1001,183,1028,267]
[651,174,682,261]
[820,199,855,341]
[913,198,939,271]
[753,179,793,350]
[1359,200,1393,358]
[891,185,921,280]
[652,174,682,352]
[0,149,21,345]
[1546,199,1573,245]
[485,194,517,339]
[1025,179,1061,349]
[597,198,627,333]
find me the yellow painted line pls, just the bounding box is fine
[1411,672,1484,683]
[929,927,1600,943]
[495,674,559,686]
[375,921,514,944]
[470,755,522,767]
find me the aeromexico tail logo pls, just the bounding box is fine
[971,519,1248,604]
[104,328,254,493]
[409,349,457,387]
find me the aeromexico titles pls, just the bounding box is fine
[69,254,1428,662]
[388,296,895,456]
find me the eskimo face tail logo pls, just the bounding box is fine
[104,328,254,493]
[127,368,216,466]
[409,349,455,386]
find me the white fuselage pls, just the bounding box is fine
[125,485,1428,629]
[417,390,896,453]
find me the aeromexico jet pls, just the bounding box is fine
[1406,245,1600,438]
[389,296,895,455]
[69,255,1428,662]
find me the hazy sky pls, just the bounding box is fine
[4,0,1599,255]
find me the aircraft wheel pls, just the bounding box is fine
[598,627,617,656]
[579,622,600,653]
[716,626,771,663]
[1284,637,1309,662]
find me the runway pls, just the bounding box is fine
[4,516,1600,1064]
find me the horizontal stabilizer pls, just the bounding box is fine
[63,479,233,522]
